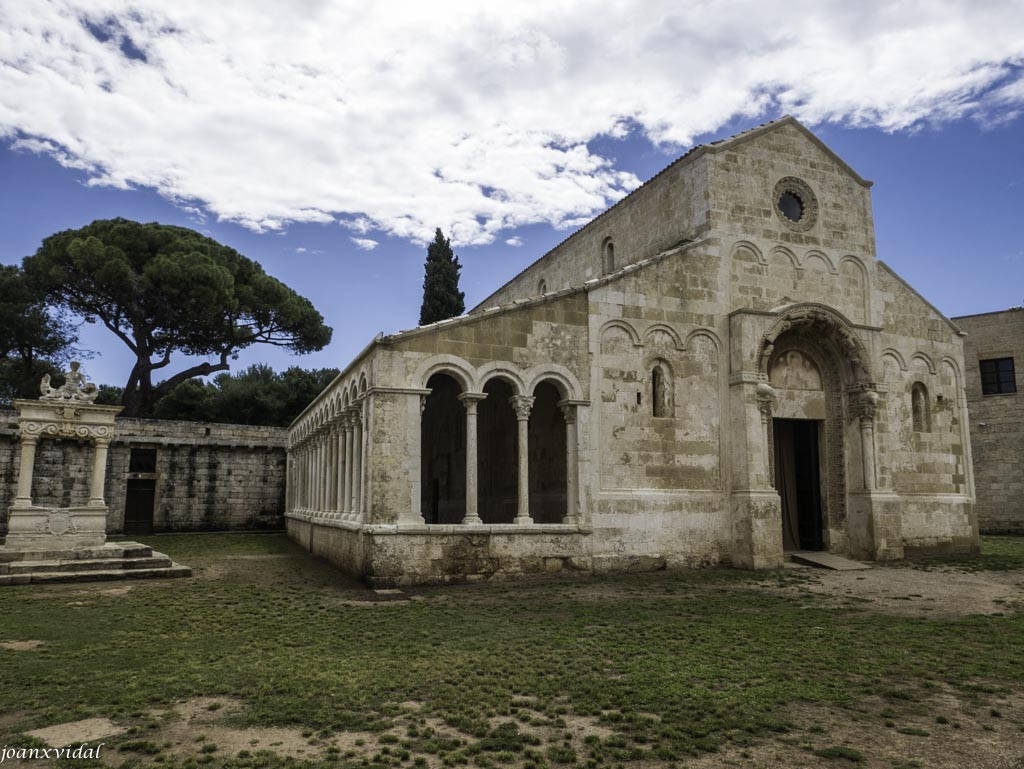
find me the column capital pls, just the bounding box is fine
[457,392,487,414]
[509,395,535,421]
[344,409,360,429]
[755,382,777,419]
[849,389,880,422]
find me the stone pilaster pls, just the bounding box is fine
[847,386,903,561]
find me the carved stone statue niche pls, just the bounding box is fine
[5,363,122,549]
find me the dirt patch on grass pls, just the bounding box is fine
[0,640,44,651]
[27,717,128,745]
[686,686,1024,769]
[770,563,1024,617]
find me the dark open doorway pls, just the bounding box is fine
[773,418,823,551]
[124,448,157,535]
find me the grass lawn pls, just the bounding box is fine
[1,534,1023,768]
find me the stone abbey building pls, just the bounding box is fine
[285,117,979,586]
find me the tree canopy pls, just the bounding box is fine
[152,364,340,426]
[0,264,79,406]
[419,228,465,325]
[24,218,332,416]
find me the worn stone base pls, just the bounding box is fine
[0,541,192,585]
[287,515,593,587]
[5,504,108,549]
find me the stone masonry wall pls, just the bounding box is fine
[474,153,711,310]
[0,412,287,536]
[954,309,1024,533]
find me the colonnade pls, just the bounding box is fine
[449,392,581,526]
[288,405,365,520]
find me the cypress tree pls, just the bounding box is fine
[419,228,466,325]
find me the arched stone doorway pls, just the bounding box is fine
[758,305,878,558]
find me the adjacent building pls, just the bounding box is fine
[953,308,1024,533]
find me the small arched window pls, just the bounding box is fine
[538,278,547,294]
[911,382,930,432]
[602,238,615,274]
[651,360,673,418]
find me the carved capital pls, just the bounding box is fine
[509,395,535,421]
[559,404,577,424]
[457,392,487,415]
[755,382,777,418]
[849,389,880,422]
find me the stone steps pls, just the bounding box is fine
[0,541,191,586]
[2,554,174,575]
[0,544,153,562]
[0,563,192,586]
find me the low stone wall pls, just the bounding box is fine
[286,513,592,587]
[1,411,287,536]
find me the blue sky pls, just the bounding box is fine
[2,2,1024,390]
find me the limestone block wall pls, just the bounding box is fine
[589,251,725,495]
[0,411,287,536]
[874,266,971,499]
[387,292,591,379]
[954,309,1024,533]
[474,154,711,310]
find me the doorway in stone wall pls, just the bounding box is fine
[124,447,157,535]
[773,418,823,551]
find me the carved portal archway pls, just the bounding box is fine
[758,303,872,385]
[757,304,877,555]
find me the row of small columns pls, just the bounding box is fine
[288,407,364,519]
[14,434,110,508]
[451,392,582,526]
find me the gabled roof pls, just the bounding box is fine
[385,238,705,345]
[471,116,871,313]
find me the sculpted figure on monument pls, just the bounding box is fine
[40,361,99,403]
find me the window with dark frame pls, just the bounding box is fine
[980,357,1016,395]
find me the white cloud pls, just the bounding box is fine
[506,236,523,247]
[350,237,379,251]
[2,1,1023,245]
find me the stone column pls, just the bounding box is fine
[458,393,487,525]
[13,434,38,507]
[344,413,356,518]
[325,428,336,513]
[510,395,535,525]
[320,436,329,514]
[298,446,306,510]
[352,407,363,517]
[727,372,784,570]
[339,428,352,518]
[88,439,111,507]
[559,402,579,526]
[286,453,294,513]
[756,382,777,488]
[852,389,880,491]
[311,440,319,513]
[301,444,309,511]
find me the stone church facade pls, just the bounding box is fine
[285,117,978,586]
